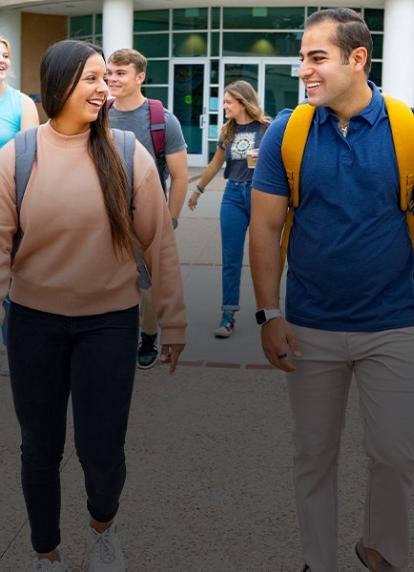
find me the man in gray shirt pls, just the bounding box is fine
[107,48,188,369]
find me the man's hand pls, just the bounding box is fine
[160,343,185,373]
[261,318,302,372]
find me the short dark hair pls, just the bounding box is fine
[305,8,373,76]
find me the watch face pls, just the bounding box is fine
[255,310,266,325]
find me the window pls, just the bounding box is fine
[173,33,208,57]
[173,8,208,30]
[223,7,305,30]
[223,32,301,57]
[70,15,93,38]
[134,10,169,32]
[134,34,169,58]
[145,61,169,85]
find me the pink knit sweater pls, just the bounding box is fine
[0,122,186,344]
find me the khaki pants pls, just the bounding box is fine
[139,288,158,336]
[288,325,414,572]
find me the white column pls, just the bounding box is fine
[0,10,21,89]
[102,0,133,59]
[382,0,414,105]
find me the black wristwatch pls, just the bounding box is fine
[255,308,283,325]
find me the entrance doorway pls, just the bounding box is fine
[170,59,208,167]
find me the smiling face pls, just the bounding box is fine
[56,53,108,131]
[107,62,145,99]
[0,41,11,84]
[299,20,366,112]
[223,92,247,123]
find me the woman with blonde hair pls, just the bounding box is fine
[188,80,270,337]
[0,35,38,145]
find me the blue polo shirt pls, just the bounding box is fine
[252,82,414,332]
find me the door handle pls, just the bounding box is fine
[199,114,206,129]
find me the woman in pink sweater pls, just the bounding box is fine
[0,40,186,572]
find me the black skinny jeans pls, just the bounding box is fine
[8,302,139,554]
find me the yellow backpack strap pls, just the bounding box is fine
[279,104,316,268]
[384,95,414,248]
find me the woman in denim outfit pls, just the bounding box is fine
[188,80,269,337]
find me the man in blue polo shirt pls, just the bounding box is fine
[250,8,414,572]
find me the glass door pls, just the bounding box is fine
[263,62,303,118]
[170,59,208,167]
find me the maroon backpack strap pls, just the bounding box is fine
[148,98,166,156]
[106,97,115,109]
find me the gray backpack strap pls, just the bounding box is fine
[12,127,38,258]
[112,128,151,290]
[15,127,38,213]
[112,128,134,206]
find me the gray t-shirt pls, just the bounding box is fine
[108,99,186,182]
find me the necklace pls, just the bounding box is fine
[339,120,350,137]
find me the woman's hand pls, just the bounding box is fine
[188,191,200,211]
[161,343,185,373]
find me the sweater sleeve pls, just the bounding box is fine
[131,140,187,345]
[0,141,18,324]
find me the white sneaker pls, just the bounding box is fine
[25,557,68,571]
[87,522,125,571]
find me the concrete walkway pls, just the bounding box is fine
[0,170,413,571]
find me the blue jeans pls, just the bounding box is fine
[8,302,139,553]
[220,180,252,311]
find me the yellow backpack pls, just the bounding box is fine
[280,96,414,267]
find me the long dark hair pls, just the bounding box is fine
[40,39,134,259]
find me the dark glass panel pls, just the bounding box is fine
[141,86,168,106]
[211,7,220,29]
[372,34,383,60]
[133,34,169,58]
[145,61,169,85]
[173,8,208,30]
[173,64,204,154]
[364,9,384,32]
[369,62,382,87]
[173,33,207,57]
[134,10,169,32]
[211,32,219,57]
[210,60,219,84]
[223,7,305,30]
[224,64,258,91]
[70,15,93,37]
[223,32,301,57]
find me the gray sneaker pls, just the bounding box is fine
[87,521,125,571]
[25,558,68,571]
[355,539,403,571]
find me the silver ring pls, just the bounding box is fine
[277,353,287,360]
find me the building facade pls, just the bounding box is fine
[0,0,413,166]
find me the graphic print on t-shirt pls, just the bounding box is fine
[230,132,256,160]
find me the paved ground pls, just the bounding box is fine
[0,169,413,571]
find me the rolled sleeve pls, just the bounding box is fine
[252,109,292,197]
